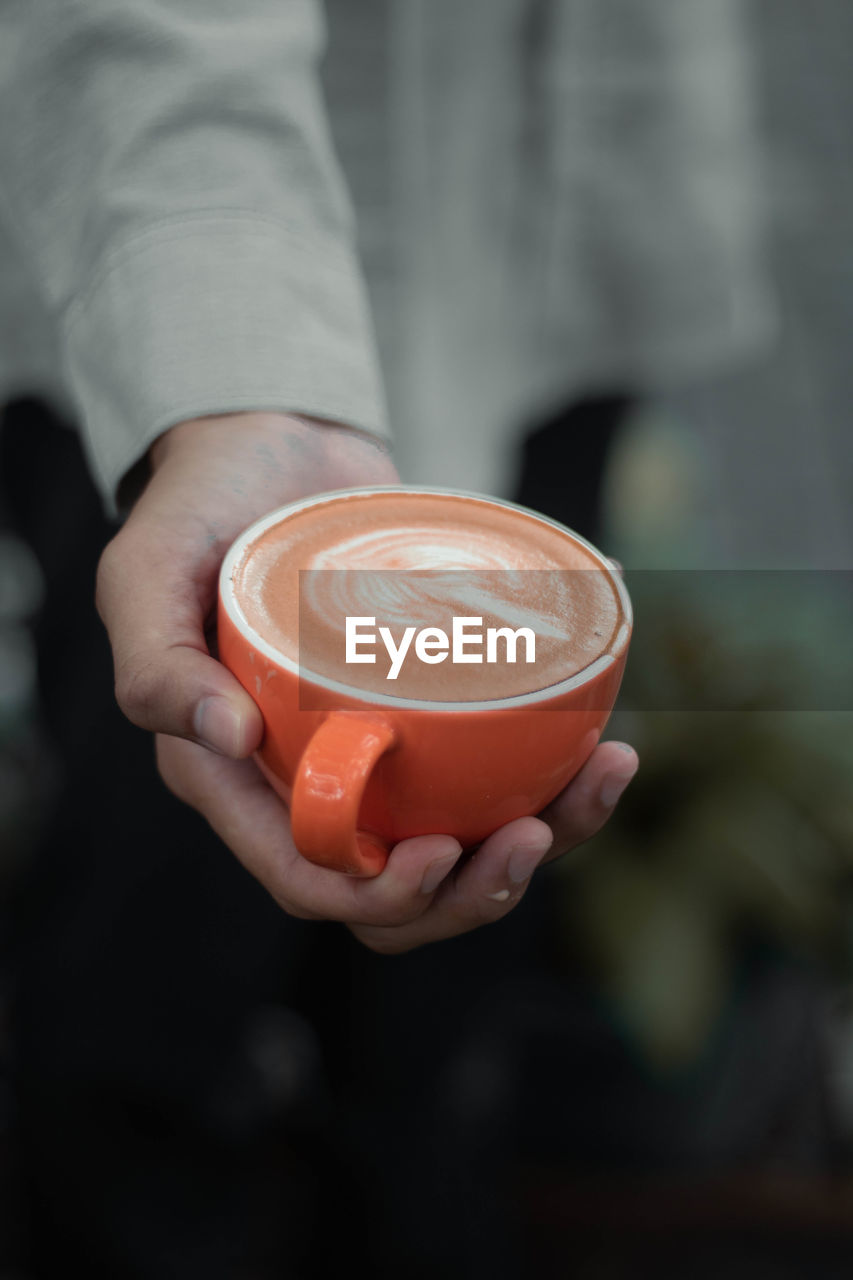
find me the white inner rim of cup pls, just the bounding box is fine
[219,485,633,712]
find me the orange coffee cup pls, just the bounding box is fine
[217,486,632,876]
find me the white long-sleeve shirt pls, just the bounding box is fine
[0,0,388,511]
[0,0,774,512]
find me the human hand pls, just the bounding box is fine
[97,410,398,757]
[97,411,638,951]
[155,731,638,953]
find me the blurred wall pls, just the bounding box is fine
[323,0,853,572]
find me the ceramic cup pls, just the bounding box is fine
[218,486,632,876]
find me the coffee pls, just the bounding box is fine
[230,490,623,702]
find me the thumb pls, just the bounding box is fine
[96,528,263,757]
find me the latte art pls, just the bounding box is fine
[309,525,519,572]
[304,560,575,645]
[231,491,623,701]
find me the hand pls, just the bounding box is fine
[155,731,638,953]
[97,410,398,755]
[97,411,638,952]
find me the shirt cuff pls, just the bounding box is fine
[61,213,389,515]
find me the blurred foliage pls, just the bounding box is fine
[556,576,853,1072]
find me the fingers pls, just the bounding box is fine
[155,735,464,924]
[98,528,263,757]
[359,741,639,950]
[156,735,551,950]
[353,742,639,953]
[97,411,400,758]
[156,733,637,955]
[351,816,555,953]
[539,739,639,862]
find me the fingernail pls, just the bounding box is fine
[507,842,550,886]
[420,846,462,895]
[194,696,243,756]
[599,767,638,809]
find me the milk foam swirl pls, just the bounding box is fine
[309,527,514,572]
[303,526,572,639]
[233,492,622,700]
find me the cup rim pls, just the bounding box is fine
[219,485,633,712]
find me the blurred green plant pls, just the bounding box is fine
[556,577,853,1072]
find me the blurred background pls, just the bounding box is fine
[1,0,852,1276]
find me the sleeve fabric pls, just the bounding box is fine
[0,0,389,512]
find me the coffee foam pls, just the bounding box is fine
[232,492,623,700]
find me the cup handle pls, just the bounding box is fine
[290,712,397,877]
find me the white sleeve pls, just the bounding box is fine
[0,0,388,511]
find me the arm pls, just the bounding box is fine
[0,0,388,509]
[1,5,638,950]
[96,409,638,955]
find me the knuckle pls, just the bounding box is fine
[114,657,162,724]
[389,900,424,928]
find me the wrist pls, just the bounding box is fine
[136,409,398,506]
[148,411,316,471]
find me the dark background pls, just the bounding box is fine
[1,1,852,1276]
